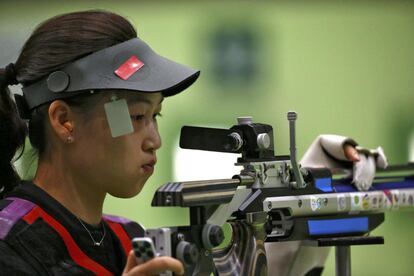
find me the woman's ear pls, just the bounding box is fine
[48,100,75,143]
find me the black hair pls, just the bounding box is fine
[0,74,26,196]
[0,10,137,197]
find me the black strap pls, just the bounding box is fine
[14,94,31,120]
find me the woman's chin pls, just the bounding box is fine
[108,181,145,198]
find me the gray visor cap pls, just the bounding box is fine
[22,38,200,110]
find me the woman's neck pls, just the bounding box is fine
[33,158,106,225]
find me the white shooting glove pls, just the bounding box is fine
[353,146,388,191]
[301,135,388,191]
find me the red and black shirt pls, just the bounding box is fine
[0,181,145,275]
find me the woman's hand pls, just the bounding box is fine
[122,250,184,276]
[343,143,360,162]
[343,143,389,191]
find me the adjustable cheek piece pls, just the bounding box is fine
[13,38,200,138]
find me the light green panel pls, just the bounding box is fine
[2,1,414,275]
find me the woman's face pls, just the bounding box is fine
[70,91,163,198]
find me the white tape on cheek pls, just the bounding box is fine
[104,98,134,137]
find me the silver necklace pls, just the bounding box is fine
[77,218,106,246]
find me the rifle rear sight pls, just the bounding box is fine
[179,112,306,190]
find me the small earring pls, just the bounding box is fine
[66,136,74,143]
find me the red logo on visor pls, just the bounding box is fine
[114,56,144,80]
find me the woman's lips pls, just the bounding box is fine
[142,161,156,174]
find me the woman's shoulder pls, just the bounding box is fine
[0,197,41,274]
[0,196,37,240]
[0,240,37,275]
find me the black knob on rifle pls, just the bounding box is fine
[202,224,224,249]
[176,241,199,265]
[209,225,225,247]
[224,132,243,151]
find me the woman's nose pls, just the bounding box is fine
[143,122,161,152]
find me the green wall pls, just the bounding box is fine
[2,1,414,275]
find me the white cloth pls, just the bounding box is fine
[300,134,357,167]
[353,146,387,191]
[301,135,388,191]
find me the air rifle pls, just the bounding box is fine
[146,112,414,276]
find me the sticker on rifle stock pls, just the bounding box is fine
[408,194,414,206]
[337,194,346,211]
[310,196,322,211]
[378,194,384,208]
[392,190,400,210]
[350,193,362,212]
[383,190,400,210]
[383,190,392,210]
[362,193,370,210]
[371,195,379,209]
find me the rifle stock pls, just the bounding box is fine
[145,114,414,276]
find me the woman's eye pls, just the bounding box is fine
[130,113,162,122]
[153,112,162,120]
[131,115,145,121]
